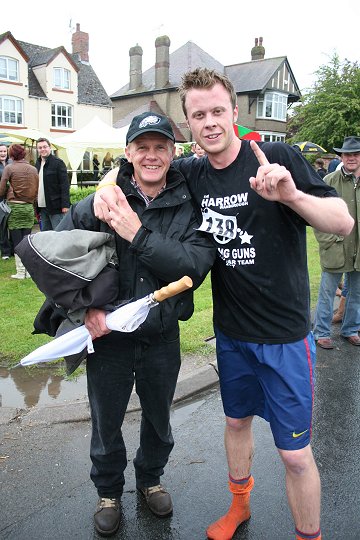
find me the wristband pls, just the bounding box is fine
[95,182,116,191]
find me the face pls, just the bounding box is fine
[36,140,51,158]
[0,145,8,162]
[341,152,360,176]
[185,83,239,159]
[195,144,205,157]
[125,132,175,195]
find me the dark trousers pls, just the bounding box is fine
[87,332,181,499]
[0,227,13,256]
[10,228,31,249]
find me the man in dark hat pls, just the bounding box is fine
[314,136,360,348]
[56,112,215,536]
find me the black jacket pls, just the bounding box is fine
[57,162,216,341]
[35,153,70,214]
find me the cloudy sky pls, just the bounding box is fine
[5,0,359,96]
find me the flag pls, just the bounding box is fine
[233,124,261,141]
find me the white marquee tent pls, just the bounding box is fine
[55,117,129,184]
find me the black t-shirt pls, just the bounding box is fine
[175,141,337,344]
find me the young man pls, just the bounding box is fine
[35,138,70,230]
[94,71,353,540]
[57,112,215,537]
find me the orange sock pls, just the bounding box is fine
[206,475,254,540]
[295,528,321,540]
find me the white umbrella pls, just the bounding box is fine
[18,276,193,367]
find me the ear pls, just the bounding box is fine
[125,146,132,163]
[233,104,239,124]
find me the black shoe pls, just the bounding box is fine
[138,484,173,517]
[94,497,121,537]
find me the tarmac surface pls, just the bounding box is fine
[1,314,360,539]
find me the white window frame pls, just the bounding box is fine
[259,132,286,143]
[51,102,73,129]
[0,96,23,125]
[257,92,288,121]
[53,67,71,90]
[0,56,19,82]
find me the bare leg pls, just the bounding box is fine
[207,416,254,540]
[225,416,254,478]
[278,445,321,534]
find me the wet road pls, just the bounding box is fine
[1,331,359,539]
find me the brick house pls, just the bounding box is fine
[0,24,113,142]
[111,36,301,143]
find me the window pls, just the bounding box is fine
[0,56,19,82]
[51,103,73,128]
[0,96,23,125]
[53,68,70,90]
[260,132,286,143]
[257,92,287,121]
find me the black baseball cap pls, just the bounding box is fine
[126,112,175,145]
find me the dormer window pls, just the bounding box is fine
[53,67,70,90]
[0,56,19,82]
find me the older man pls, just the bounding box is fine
[314,136,360,348]
[57,112,215,537]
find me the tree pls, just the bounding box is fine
[287,54,360,151]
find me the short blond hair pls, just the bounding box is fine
[178,68,237,117]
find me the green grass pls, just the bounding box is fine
[0,258,51,365]
[0,228,321,368]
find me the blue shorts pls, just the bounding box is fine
[215,328,316,451]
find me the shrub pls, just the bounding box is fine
[70,186,96,205]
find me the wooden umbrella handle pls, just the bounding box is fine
[153,276,193,302]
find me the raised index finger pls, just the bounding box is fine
[250,140,270,166]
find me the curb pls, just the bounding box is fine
[0,362,219,427]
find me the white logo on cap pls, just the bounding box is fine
[139,115,161,129]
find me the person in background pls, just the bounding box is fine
[174,146,185,159]
[327,156,341,172]
[93,68,354,540]
[93,154,100,182]
[332,273,348,323]
[0,144,13,259]
[0,144,38,279]
[57,112,215,537]
[102,152,114,173]
[314,158,327,179]
[185,142,196,158]
[313,136,360,348]
[194,143,206,158]
[35,138,70,231]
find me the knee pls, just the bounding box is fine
[225,416,252,433]
[279,447,315,476]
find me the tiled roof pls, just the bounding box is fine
[225,57,288,93]
[113,101,186,142]
[111,42,300,100]
[71,55,112,107]
[13,38,112,107]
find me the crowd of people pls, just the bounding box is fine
[0,69,359,540]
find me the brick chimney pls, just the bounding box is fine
[155,35,170,89]
[72,23,89,62]
[251,37,265,61]
[129,44,143,90]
